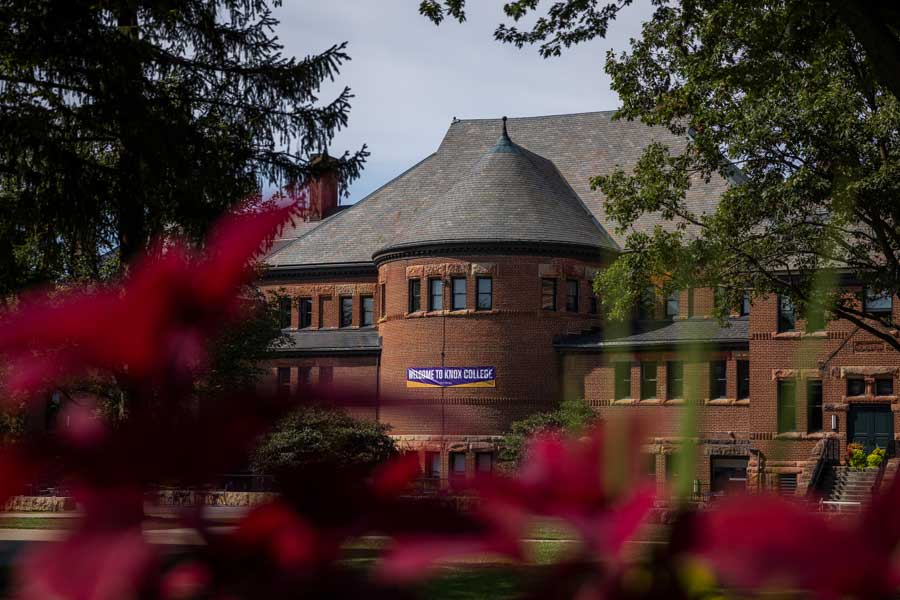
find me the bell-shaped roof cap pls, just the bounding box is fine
[376,117,617,259]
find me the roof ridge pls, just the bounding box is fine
[452,109,620,123]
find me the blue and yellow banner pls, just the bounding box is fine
[406,367,496,388]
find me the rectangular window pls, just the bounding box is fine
[298,366,312,388]
[667,361,684,400]
[408,279,421,313]
[807,379,823,433]
[666,292,679,319]
[709,360,727,399]
[687,288,695,318]
[737,360,750,400]
[276,367,290,395]
[380,283,386,318]
[740,292,751,316]
[451,277,467,311]
[865,289,893,314]
[566,279,579,312]
[665,453,680,480]
[876,378,894,397]
[644,454,656,477]
[319,366,333,386]
[541,278,557,311]
[640,361,658,400]
[278,297,292,329]
[614,362,632,400]
[298,298,312,329]
[450,452,466,480]
[777,379,797,433]
[476,277,492,310]
[426,452,441,479]
[429,278,443,311]
[847,378,866,397]
[589,293,598,315]
[475,452,494,473]
[340,296,353,327]
[778,295,796,332]
[361,296,374,327]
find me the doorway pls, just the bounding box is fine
[848,404,893,455]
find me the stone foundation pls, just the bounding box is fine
[152,490,278,507]
[3,496,76,512]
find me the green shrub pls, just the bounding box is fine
[498,398,596,466]
[252,407,396,480]
[867,447,886,469]
[847,443,867,469]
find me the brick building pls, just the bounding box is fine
[259,112,900,496]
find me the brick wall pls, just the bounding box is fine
[377,254,606,436]
[260,275,377,329]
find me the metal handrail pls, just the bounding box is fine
[808,436,838,496]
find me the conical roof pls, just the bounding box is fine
[374,118,617,260]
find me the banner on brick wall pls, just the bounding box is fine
[406,367,496,388]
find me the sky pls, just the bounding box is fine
[276,1,654,204]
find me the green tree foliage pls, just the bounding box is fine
[595,1,900,350]
[0,0,367,293]
[251,408,397,479]
[420,1,900,99]
[498,398,595,465]
[200,286,291,397]
[423,1,900,351]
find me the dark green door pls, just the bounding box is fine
[849,404,893,454]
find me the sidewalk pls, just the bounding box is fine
[0,505,249,521]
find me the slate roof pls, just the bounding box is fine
[276,328,381,354]
[377,122,616,256]
[265,111,729,269]
[555,318,749,350]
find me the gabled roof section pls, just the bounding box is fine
[265,111,728,270]
[375,118,617,257]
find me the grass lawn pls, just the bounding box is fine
[0,517,81,530]
[0,517,228,530]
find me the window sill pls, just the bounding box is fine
[638,398,661,405]
[774,432,821,440]
[664,398,685,405]
[773,330,826,339]
[613,398,635,405]
[706,397,734,405]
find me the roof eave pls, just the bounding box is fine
[373,239,619,266]
[554,338,749,352]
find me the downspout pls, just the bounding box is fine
[375,349,381,423]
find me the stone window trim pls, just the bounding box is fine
[772,330,827,339]
[834,367,899,402]
[770,368,822,380]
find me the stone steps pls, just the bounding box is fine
[819,466,882,509]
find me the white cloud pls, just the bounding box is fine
[275,1,652,203]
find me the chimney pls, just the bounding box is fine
[308,153,340,221]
